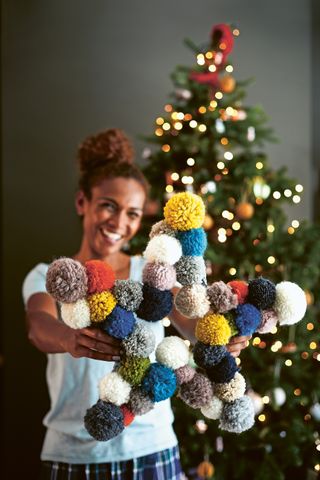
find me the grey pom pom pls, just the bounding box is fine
[219,396,255,433]
[149,220,176,239]
[46,257,88,303]
[128,387,154,415]
[178,372,213,409]
[112,279,143,311]
[175,256,207,286]
[207,281,238,313]
[122,321,156,358]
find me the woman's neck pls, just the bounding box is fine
[73,247,131,279]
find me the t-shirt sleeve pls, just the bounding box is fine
[22,263,48,307]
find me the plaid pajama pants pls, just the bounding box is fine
[39,445,183,480]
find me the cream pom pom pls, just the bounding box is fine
[143,234,182,265]
[214,372,246,402]
[156,336,190,369]
[200,396,224,420]
[274,281,307,325]
[174,285,210,318]
[61,299,91,329]
[99,372,131,406]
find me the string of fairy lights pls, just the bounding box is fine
[152,26,320,473]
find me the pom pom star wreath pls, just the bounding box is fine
[46,191,308,441]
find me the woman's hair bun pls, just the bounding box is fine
[77,128,135,173]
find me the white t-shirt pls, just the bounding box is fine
[22,256,177,464]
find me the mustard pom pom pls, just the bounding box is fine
[163,192,205,231]
[88,291,117,322]
[195,313,231,346]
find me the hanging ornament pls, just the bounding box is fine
[142,148,152,159]
[215,119,225,134]
[246,389,264,415]
[235,202,254,220]
[305,290,314,306]
[247,126,256,142]
[203,214,214,231]
[195,419,208,433]
[310,403,320,421]
[197,460,215,479]
[280,342,297,353]
[272,387,286,407]
[220,75,236,93]
[175,88,192,100]
[253,177,271,200]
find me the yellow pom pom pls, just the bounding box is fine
[163,192,205,231]
[195,313,231,345]
[88,291,117,322]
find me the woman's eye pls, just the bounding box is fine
[128,212,140,219]
[101,202,116,211]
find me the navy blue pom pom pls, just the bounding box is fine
[234,303,262,336]
[84,400,124,441]
[137,284,173,322]
[141,363,177,402]
[193,342,228,368]
[100,305,136,339]
[177,228,207,256]
[248,277,276,310]
[206,352,239,383]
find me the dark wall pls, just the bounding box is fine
[2,1,313,477]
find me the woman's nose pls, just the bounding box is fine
[107,210,128,230]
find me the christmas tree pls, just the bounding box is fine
[132,24,320,479]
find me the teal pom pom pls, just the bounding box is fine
[141,363,177,402]
[177,228,207,256]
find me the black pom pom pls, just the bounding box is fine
[248,277,276,310]
[137,284,173,322]
[193,342,228,368]
[84,400,124,441]
[206,353,239,383]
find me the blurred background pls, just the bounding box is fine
[2,0,320,478]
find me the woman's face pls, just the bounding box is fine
[76,177,146,258]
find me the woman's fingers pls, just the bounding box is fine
[82,327,121,346]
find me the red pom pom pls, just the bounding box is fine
[228,280,248,304]
[85,260,115,294]
[120,404,135,427]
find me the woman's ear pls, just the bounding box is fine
[75,191,86,216]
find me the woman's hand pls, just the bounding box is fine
[63,326,122,362]
[226,335,251,357]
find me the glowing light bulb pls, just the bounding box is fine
[171,172,179,181]
[187,157,195,166]
[267,256,276,264]
[273,191,281,199]
[224,151,233,160]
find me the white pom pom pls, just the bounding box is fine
[201,396,223,420]
[274,281,307,325]
[61,299,91,329]
[99,372,131,406]
[214,372,246,403]
[156,336,190,369]
[143,234,182,265]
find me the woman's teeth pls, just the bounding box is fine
[101,229,122,241]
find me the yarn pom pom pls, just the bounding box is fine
[120,404,135,427]
[206,353,239,383]
[85,260,115,294]
[175,256,207,286]
[149,220,176,239]
[88,291,117,322]
[112,280,143,311]
[274,281,307,325]
[228,280,248,304]
[178,372,213,409]
[215,372,246,402]
[60,299,91,329]
[128,387,154,415]
[46,257,87,303]
[195,313,232,346]
[200,396,224,420]
[84,400,124,441]
[117,357,151,386]
[224,312,239,337]
[193,342,228,368]
[175,285,210,318]
[176,228,207,256]
[156,336,190,370]
[122,321,156,358]
[219,396,255,433]
[142,262,176,291]
[143,235,182,265]
[101,305,136,339]
[164,192,205,231]
[99,372,131,406]
[141,364,177,402]
[257,309,278,334]
[137,284,173,322]
[248,277,276,310]
[175,365,196,385]
[234,303,262,336]
[207,281,238,313]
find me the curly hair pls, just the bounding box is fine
[77,128,149,198]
